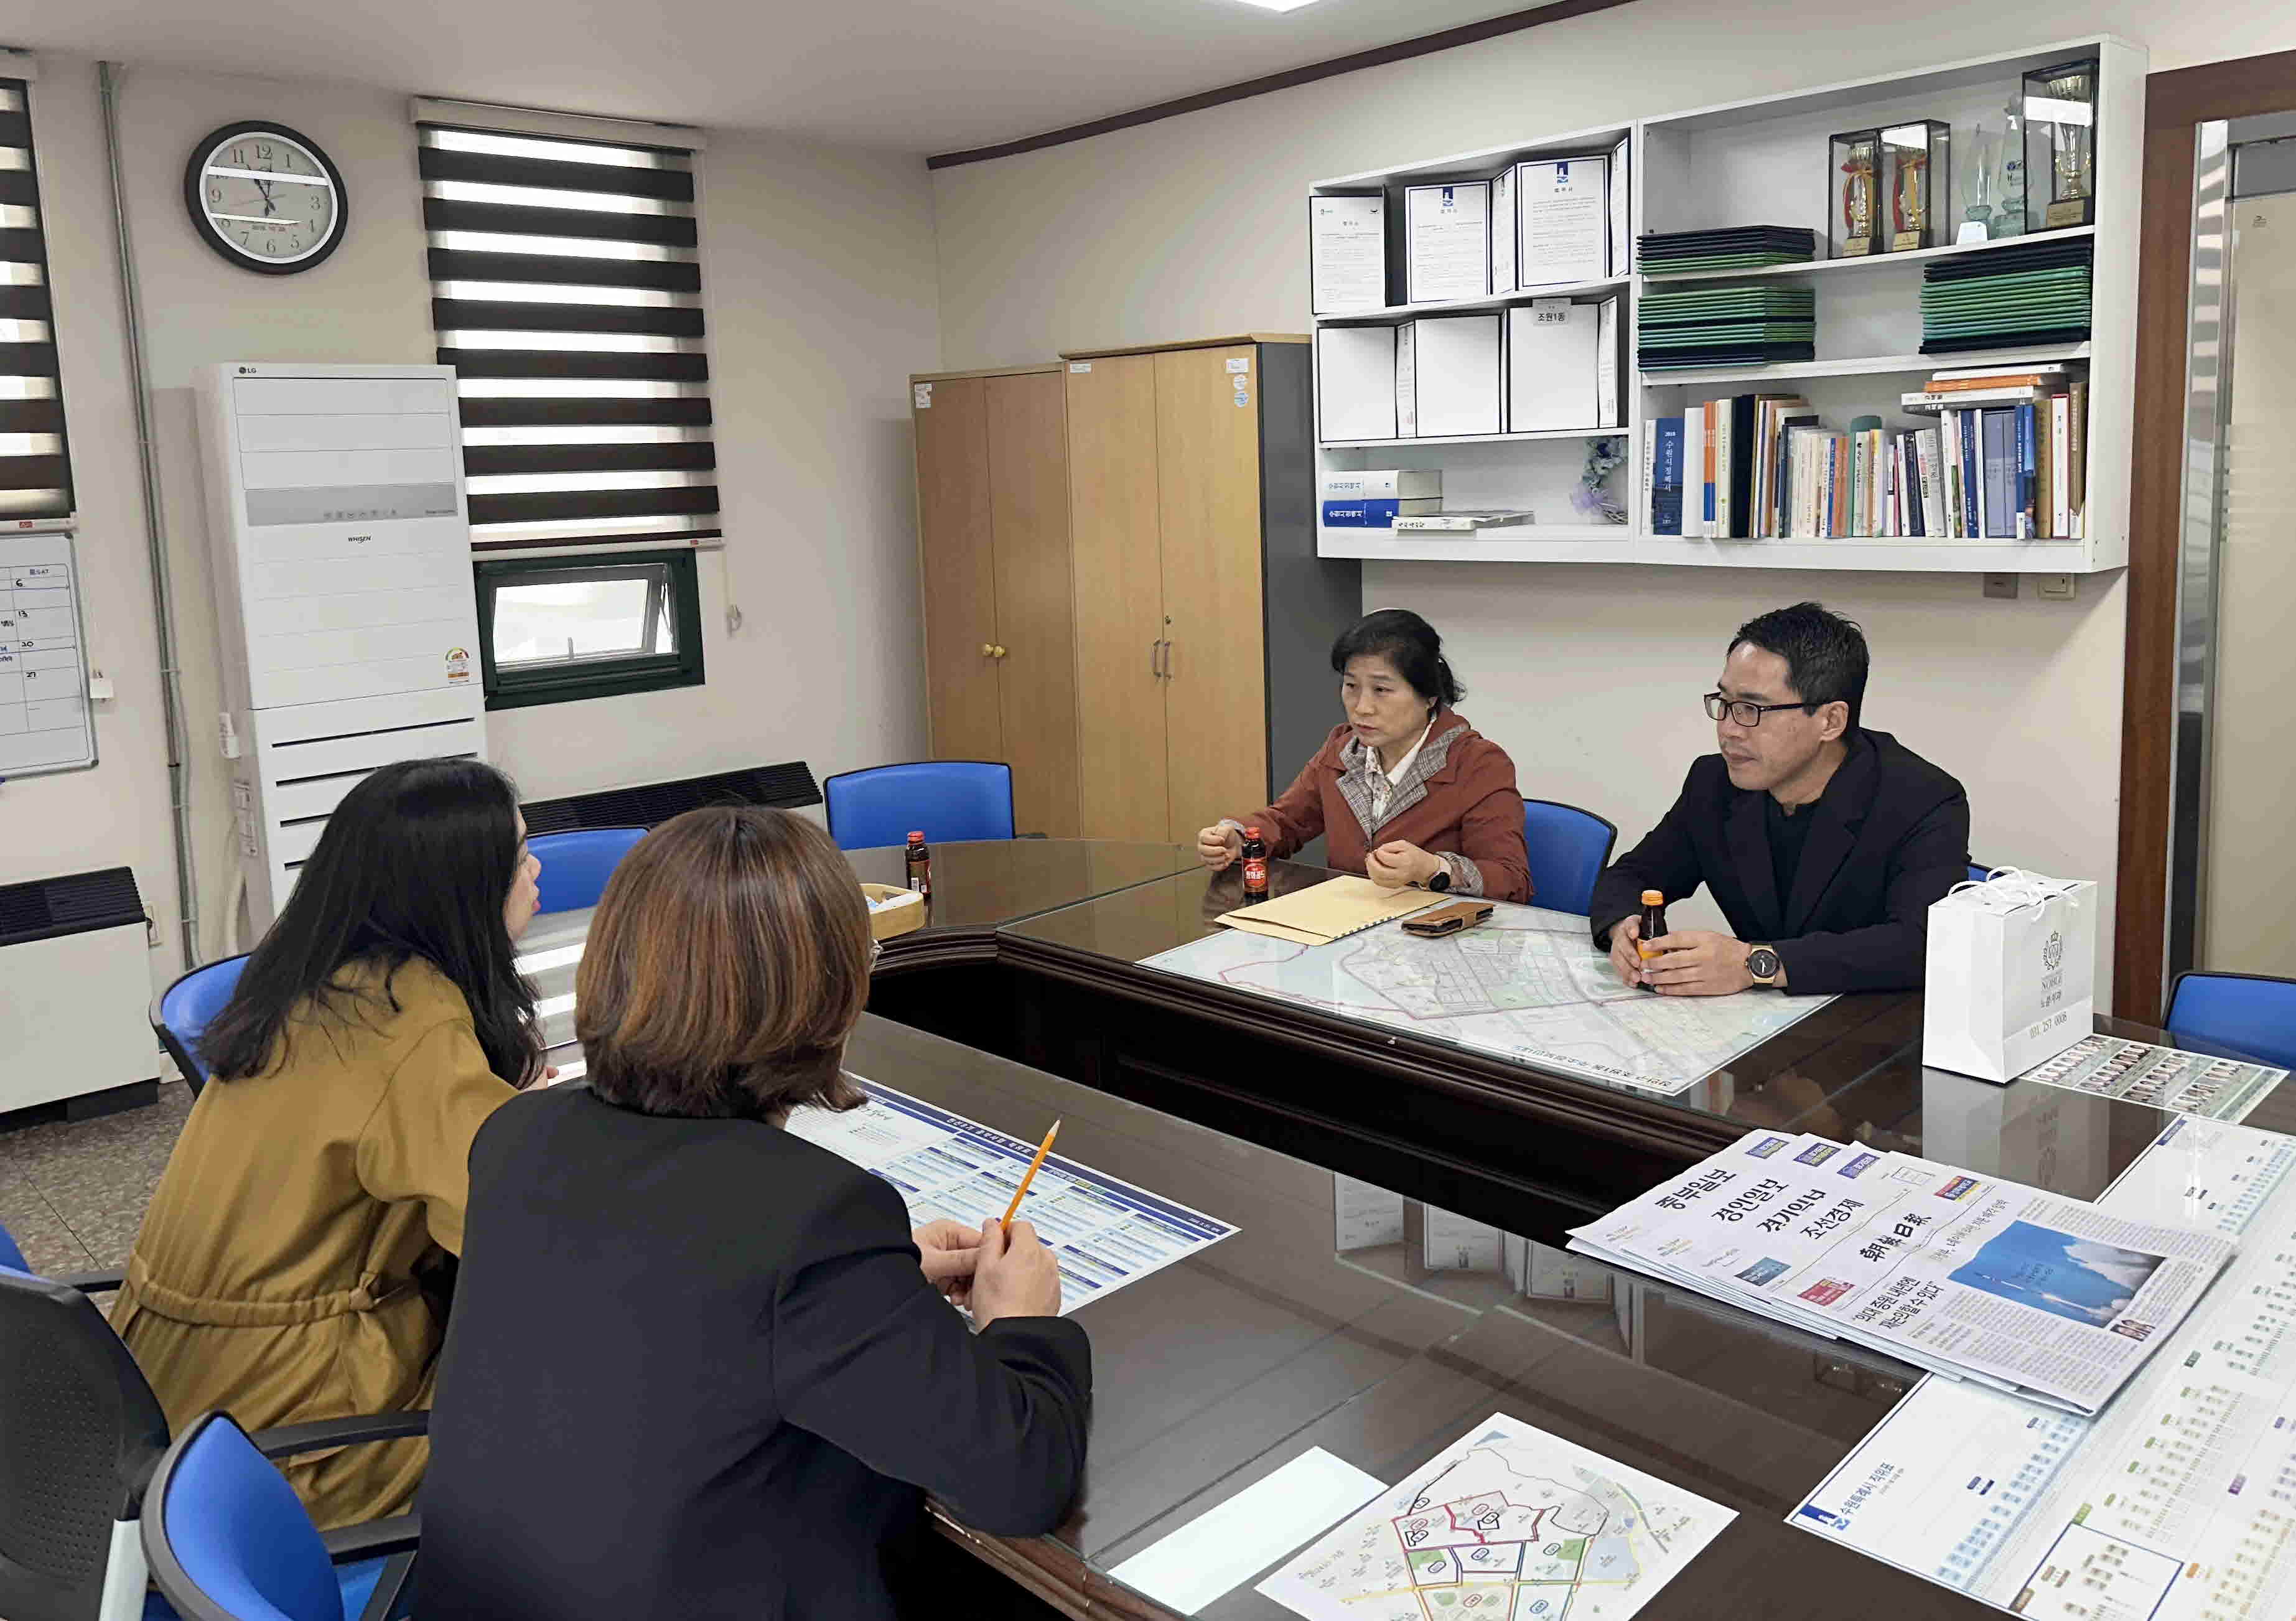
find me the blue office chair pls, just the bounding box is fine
[823,761,1015,851]
[1968,863,1993,885]
[2165,971,2296,1072]
[142,1413,418,1621]
[152,955,250,1098]
[527,826,648,915]
[1519,798,1618,917]
[0,1226,414,1621]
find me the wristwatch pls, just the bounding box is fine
[1424,865,1452,894]
[1747,945,1781,987]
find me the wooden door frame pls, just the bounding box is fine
[2116,49,2296,1021]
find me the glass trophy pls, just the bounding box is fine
[1829,129,1884,258]
[1995,96,2028,240]
[2023,57,2099,231]
[1959,121,1995,243]
[1881,121,1949,251]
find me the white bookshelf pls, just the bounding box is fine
[1306,38,2143,574]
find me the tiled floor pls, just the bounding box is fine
[0,1081,190,1274]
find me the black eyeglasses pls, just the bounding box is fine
[1704,692,1809,727]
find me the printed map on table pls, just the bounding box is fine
[1258,1412,1734,1621]
[1142,907,1832,1096]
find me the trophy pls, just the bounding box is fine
[1995,97,2028,240]
[1959,121,1995,243]
[1882,121,1949,252]
[2024,57,2099,231]
[1829,129,1884,258]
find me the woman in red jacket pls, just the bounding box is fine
[1196,609,1532,904]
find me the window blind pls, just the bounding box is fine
[0,77,72,523]
[418,121,717,551]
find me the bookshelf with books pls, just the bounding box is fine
[1635,37,2140,571]
[1306,37,2142,572]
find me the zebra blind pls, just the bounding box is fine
[418,122,717,551]
[0,78,73,523]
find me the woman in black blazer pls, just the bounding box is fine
[416,806,1088,1621]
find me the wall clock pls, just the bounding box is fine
[184,121,348,274]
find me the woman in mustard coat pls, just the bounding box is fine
[114,757,544,1528]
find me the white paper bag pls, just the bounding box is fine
[1921,869,2096,1083]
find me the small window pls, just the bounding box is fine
[474,549,702,709]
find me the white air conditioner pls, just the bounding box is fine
[195,363,487,932]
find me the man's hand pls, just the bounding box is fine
[1367,839,1446,889]
[1605,915,1645,987]
[913,1220,982,1309]
[1641,931,1756,997]
[1196,823,1241,871]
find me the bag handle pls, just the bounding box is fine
[1950,867,2083,916]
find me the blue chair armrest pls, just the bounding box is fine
[59,1268,126,1293]
[253,1410,429,1460]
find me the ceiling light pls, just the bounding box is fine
[1233,0,1325,12]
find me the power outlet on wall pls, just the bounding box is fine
[2034,575,2077,600]
[1982,574,2018,599]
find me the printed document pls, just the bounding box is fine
[1569,1131,2235,1413]
[785,1077,1237,1315]
[1405,182,1491,304]
[1311,195,1386,315]
[1793,1117,2296,1619]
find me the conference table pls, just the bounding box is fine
[510,838,2292,1620]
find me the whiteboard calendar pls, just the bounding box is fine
[0,531,94,775]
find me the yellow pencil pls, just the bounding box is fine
[999,1119,1062,1235]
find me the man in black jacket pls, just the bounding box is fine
[1589,601,1969,997]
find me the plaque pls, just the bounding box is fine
[2023,57,2098,233]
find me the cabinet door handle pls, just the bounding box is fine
[1150,640,1160,676]
[993,645,1008,659]
[1161,640,1174,680]
[982,643,997,657]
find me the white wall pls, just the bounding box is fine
[928,0,2296,1005]
[2,55,938,991]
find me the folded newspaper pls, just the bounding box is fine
[1566,1131,2234,1415]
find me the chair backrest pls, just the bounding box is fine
[152,954,250,1097]
[527,826,648,916]
[0,1266,172,1621]
[2165,971,2296,1072]
[143,1413,340,1621]
[1519,798,1619,917]
[823,761,1015,851]
[0,1215,26,1274]
[1967,863,1992,885]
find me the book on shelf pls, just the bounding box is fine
[1322,497,1442,527]
[1320,469,1442,500]
[1649,415,1684,535]
[1648,388,2088,541]
[1391,510,1537,531]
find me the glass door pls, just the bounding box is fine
[2172,114,2296,981]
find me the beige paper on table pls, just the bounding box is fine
[1215,875,1444,946]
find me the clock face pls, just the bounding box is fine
[186,123,347,272]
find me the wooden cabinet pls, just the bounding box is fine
[1063,336,1362,846]
[908,365,1080,838]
